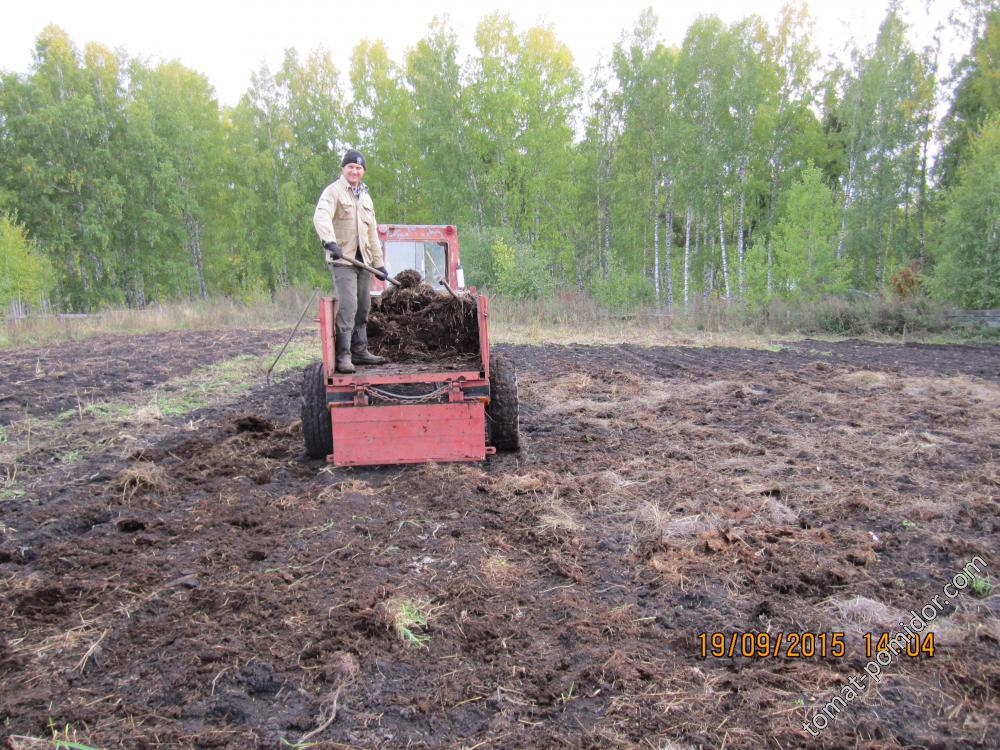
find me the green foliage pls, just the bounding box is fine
[0,212,54,310]
[834,7,935,290]
[589,266,656,311]
[0,10,995,315]
[765,165,850,299]
[932,116,1000,308]
[938,9,1000,188]
[453,227,495,290]
[760,294,949,336]
[489,234,556,300]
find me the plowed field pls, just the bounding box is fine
[1,332,998,749]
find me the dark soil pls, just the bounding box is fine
[0,329,292,425]
[1,332,998,749]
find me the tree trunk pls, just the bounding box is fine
[718,201,732,302]
[706,217,715,297]
[837,154,857,260]
[602,153,612,280]
[875,232,883,288]
[918,134,928,260]
[684,205,691,310]
[128,228,147,307]
[737,161,747,298]
[653,170,661,310]
[767,152,779,295]
[185,211,208,299]
[664,176,673,310]
[595,161,602,267]
[469,166,486,231]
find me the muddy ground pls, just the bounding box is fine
[1,333,998,749]
[0,329,293,425]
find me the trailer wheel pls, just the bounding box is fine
[301,362,333,459]
[487,354,520,452]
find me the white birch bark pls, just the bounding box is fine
[718,201,732,302]
[664,177,673,310]
[653,169,661,309]
[737,161,747,299]
[684,205,691,310]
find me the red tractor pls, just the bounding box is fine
[301,224,519,466]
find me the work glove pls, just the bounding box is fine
[375,266,389,281]
[324,241,342,263]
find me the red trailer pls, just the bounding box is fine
[300,224,519,466]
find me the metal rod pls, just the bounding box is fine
[342,256,401,287]
[266,288,319,386]
[439,279,460,301]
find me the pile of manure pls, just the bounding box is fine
[367,270,479,361]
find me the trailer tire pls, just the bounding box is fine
[301,362,333,459]
[487,354,520,452]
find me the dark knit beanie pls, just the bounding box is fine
[342,149,366,168]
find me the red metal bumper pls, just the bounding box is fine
[330,402,489,466]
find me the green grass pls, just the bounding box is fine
[1,481,25,502]
[46,719,105,750]
[970,575,992,599]
[387,597,433,648]
[279,739,320,749]
[79,402,138,420]
[1,466,24,501]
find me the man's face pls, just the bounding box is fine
[342,162,365,186]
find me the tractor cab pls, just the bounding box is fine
[372,224,465,294]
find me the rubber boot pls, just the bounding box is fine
[335,332,356,373]
[351,326,386,366]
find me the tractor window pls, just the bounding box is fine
[384,241,448,287]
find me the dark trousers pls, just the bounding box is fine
[330,264,371,337]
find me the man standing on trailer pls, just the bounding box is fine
[313,149,390,373]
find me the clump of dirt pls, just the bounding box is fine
[367,271,478,361]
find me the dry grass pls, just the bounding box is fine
[115,461,173,500]
[840,370,891,388]
[489,292,972,345]
[537,499,583,533]
[1,287,314,349]
[637,504,719,540]
[0,288,312,348]
[318,478,380,501]
[827,595,903,629]
[480,554,522,587]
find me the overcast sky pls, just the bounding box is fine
[0,0,966,106]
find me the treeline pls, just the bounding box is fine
[1,3,998,313]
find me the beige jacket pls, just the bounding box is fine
[312,176,384,268]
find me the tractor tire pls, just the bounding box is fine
[301,362,333,459]
[487,354,520,452]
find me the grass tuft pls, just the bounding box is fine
[384,596,434,648]
[970,575,992,599]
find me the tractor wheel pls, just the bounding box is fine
[301,362,333,459]
[487,354,520,452]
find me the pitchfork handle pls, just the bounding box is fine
[343,256,401,287]
[439,279,460,300]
